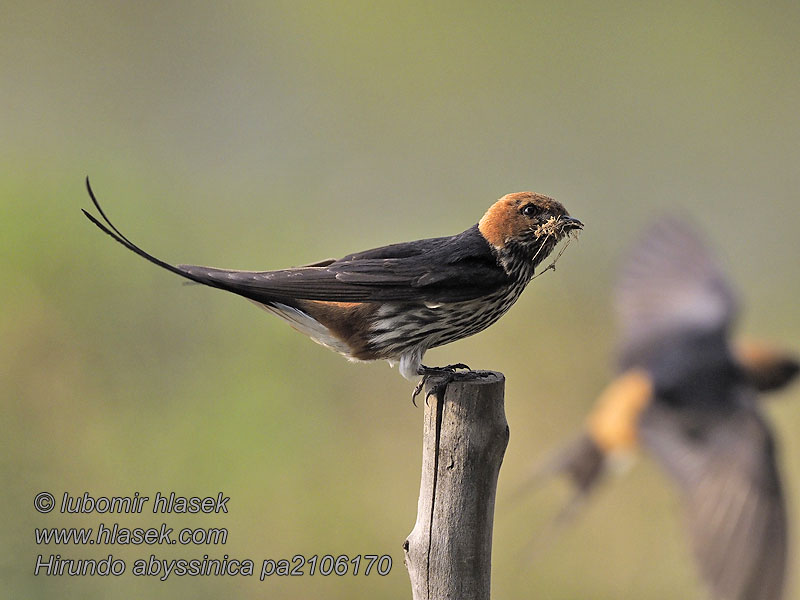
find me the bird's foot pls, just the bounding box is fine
[411,363,474,406]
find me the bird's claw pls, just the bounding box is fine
[411,380,425,406]
[411,373,454,406]
[438,363,471,371]
[410,363,475,406]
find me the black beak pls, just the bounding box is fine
[560,215,583,231]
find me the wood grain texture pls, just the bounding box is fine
[404,372,508,600]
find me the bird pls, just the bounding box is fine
[81,178,583,401]
[523,217,798,600]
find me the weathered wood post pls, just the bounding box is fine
[403,371,508,600]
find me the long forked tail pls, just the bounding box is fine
[511,433,609,560]
[514,433,607,499]
[82,177,212,285]
[82,177,279,306]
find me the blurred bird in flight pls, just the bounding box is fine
[82,178,582,401]
[524,217,797,600]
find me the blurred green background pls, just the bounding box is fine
[3,1,799,598]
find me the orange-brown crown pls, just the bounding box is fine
[735,339,800,392]
[478,192,570,248]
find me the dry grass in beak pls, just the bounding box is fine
[531,228,580,280]
[533,216,560,239]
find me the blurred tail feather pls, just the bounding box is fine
[511,433,608,561]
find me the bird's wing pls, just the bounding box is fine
[616,217,737,361]
[639,396,787,600]
[176,254,509,304]
[83,180,509,305]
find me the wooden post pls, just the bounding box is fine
[403,371,509,600]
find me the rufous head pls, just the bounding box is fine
[478,192,582,251]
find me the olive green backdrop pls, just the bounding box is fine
[3,2,799,598]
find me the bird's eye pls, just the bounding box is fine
[521,204,539,218]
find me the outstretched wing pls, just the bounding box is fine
[615,217,737,364]
[639,396,787,600]
[82,179,511,305]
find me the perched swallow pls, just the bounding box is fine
[82,179,582,399]
[526,218,798,600]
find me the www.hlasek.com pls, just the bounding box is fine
[33,492,392,581]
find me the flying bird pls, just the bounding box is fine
[82,178,582,400]
[524,217,798,600]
